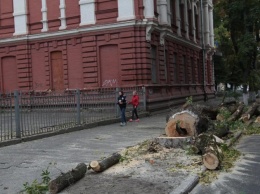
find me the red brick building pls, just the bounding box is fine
[0,0,215,109]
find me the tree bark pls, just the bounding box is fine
[240,102,259,122]
[165,110,209,137]
[193,134,223,170]
[89,153,121,172]
[48,163,87,194]
[228,103,245,122]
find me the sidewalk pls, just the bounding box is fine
[0,113,167,194]
[191,135,260,194]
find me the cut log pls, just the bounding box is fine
[203,151,220,170]
[216,103,239,122]
[165,110,209,137]
[227,103,245,122]
[48,163,87,194]
[240,102,259,122]
[89,153,121,172]
[193,134,223,170]
[255,116,260,123]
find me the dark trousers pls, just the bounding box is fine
[120,107,126,123]
[131,107,139,120]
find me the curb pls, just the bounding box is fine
[170,174,199,194]
[171,130,243,194]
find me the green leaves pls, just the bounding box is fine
[214,0,260,90]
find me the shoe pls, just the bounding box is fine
[135,119,140,122]
[120,122,123,126]
[122,122,126,126]
[129,119,133,122]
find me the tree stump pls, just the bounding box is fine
[48,163,87,194]
[165,110,209,137]
[89,153,121,172]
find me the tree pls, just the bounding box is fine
[214,0,260,101]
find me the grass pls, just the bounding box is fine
[243,125,260,135]
[199,145,241,184]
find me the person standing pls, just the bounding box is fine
[117,91,127,126]
[128,90,139,122]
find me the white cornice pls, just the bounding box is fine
[0,21,137,44]
[0,21,202,50]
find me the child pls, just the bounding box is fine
[117,91,127,126]
[128,90,139,122]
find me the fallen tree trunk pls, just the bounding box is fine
[227,103,245,122]
[219,100,237,106]
[216,103,239,121]
[89,153,121,172]
[166,103,219,123]
[191,125,228,170]
[240,102,259,122]
[49,163,87,194]
[165,110,209,137]
[193,134,223,170]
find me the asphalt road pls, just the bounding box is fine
[0,113,166,194]
[191,135,260,194]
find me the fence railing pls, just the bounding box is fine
[0,87,146,142]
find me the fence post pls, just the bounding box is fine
[115,87,119,117]
[14,91,21,138]
[76,89,81,125]
[142,86,147,112]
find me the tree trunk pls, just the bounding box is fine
[219,100,237,106]
[193,134,223,170]
[89,153,121,172]
[243,93,249,106]
[240,102,259,122]
[48,163,87,194]
[165,110,209,137]
[228,103,245,122]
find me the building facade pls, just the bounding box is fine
[0,0,215,109]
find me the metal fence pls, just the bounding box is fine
[0,87,146,142]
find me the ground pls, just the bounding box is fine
[61,97,239,194]
[62,140,204,194]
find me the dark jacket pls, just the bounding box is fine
[117,95,127,108]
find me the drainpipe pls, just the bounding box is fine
[200,0,207,101]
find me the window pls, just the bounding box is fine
[151,46,157,84]
[179,2,185,31]
[182,55,188,83]
[165,50,169,82]
[188,8,193,35]
[207,60,211,84]
[197,59,202,84]
[171,0,176,26]
[191,57,195,83]
[195,13,199,39]
[154,0,158,17]
[173,53,178,83]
